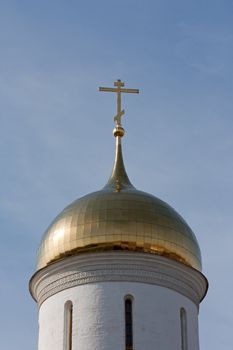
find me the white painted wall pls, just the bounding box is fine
[38,281,199,350]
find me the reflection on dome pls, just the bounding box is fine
[37,187,201,271]
[37,133,201,272]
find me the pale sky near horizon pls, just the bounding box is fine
[1,1,233,349]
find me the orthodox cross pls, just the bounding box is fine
[99,79,139,126]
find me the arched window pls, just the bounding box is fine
[125,296,133,350]
[64,300,73,350]
[180,307,188,350]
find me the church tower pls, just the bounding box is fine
[30,80,208,350]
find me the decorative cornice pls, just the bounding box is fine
[29,252,208,307]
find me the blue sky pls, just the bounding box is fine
[0,1,233,349]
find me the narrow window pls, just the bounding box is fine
[125,297,133,350]
[180,307,188,350]
[64,301,73,350]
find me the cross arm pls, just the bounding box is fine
[99,87,139,94]
[99,87,118,92]
[119,88,139,94]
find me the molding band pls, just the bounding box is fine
[29,252,208,307]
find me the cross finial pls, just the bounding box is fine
[99,79,139,131]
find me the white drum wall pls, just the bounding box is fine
[38,281,199,350]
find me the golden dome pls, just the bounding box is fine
[37,132,202,271]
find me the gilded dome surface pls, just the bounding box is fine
[37,135,202,271]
